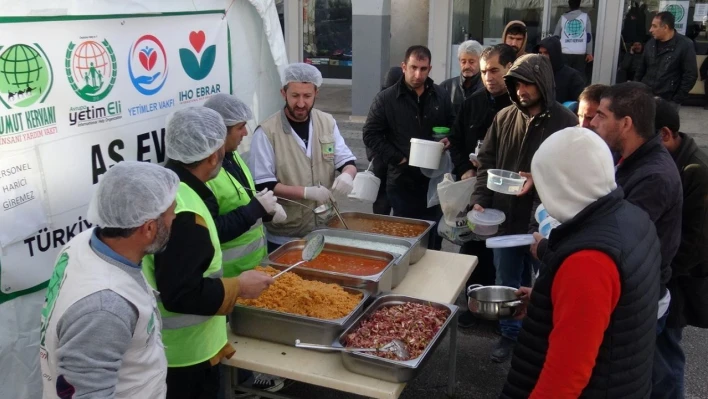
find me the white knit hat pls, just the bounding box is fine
[531,127,617,223]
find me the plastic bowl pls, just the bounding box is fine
[487,169,526,195]
[409,138,444,169]
[466,209,506,236]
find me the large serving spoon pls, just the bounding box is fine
[272,234,325,279]
[295,339,410,360]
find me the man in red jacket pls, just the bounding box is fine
[501,127,661,398]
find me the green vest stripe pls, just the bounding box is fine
[206,152,267,277]
[142,182,227,367]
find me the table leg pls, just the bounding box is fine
[447,313,458,397]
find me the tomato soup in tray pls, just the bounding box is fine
[274,249,389,276]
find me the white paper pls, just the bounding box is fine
[694,4,708,22]
[0,150,49,249]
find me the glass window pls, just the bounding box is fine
[303,0,353,80]
[549,1,598,83]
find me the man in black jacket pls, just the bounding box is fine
[363,45,455,250]
[534,36,585,103]
[635,11,697,108]
[590,82,683,398]
[656,97,708,397]
[471,54,577,362]
[448,44,516,328]
[439,40,485,114]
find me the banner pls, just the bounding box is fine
[660,1,690,35]
[0,11,230,301]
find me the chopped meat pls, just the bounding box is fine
[344,302,449,360]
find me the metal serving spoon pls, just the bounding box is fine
[295,339,410,360]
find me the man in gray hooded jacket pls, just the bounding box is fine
[471,54,577,362]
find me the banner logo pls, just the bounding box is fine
[564,19,585,39]
[128,35,169,96]
[65,39,117,102]
[179,30,216,81]
[0,43,53,109]
[664,4,685,25]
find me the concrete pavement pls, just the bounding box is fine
[269,85,708,398]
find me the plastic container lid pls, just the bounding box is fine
[432,127,450,135]
[485,234,536,248]
[468,209,506,226]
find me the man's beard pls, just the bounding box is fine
[286,101,314,122]
[461,69,477,78]
[145,218,171,254]
[520,97,541,108]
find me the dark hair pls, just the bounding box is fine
[506,23,527,37]
[100,226,138,239]
[600,82,656,140]
[568,0,581,9]
[404,45,432,64]
[655,11,675,30]
[480,44,517,67]
[578,84,609,104]
[654,97,680,136]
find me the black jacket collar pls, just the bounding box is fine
[619,134,664,170]
[672,132,699,169]
[396,76,436,99]
[165,160,215,202]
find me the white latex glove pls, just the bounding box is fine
[303,185,332,204]
[255,189,278,214]
[331,173,355,197]
[272,203,287,223]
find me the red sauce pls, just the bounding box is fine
[274,249,388,276]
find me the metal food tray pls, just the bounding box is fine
[305,228,413,288]
[266,240,396,295]
[335,294,459,383]
[230,283,370,346]
[325,212,435,265]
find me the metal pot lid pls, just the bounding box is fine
[485,234,536,249]
[467,209,506,226]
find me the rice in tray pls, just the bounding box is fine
[236,266,363,319]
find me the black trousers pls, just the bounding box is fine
[387,185,443,250]
[166,362,222,399]
[372,157,391,215]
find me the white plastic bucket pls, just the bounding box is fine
[348,170,380,203]
[409,138,444,169]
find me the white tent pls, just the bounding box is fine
[0,1,287,397]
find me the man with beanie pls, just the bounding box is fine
[471,54,577,362]
[502,21,528,58]
[440,40,485,113]
[449,43,516,328]
[249,63,357,251]
[40,161,180,398]
[204,94,285,278]
[501,127,661,398]
[656,96,708,397]
[590,82,682,398]
[534,36,585,103]
[143,107,274,398]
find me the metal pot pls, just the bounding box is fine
[466,284,524,320]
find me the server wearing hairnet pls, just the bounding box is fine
[248,63,357,251]
[142,107,274,398]
[40,161,179,399]
[204,94,284,278]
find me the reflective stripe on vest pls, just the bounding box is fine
[142,181,227,367]
[206,152,267,277]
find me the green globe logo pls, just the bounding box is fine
[0,43,53,109]
[664,4,685,25]
[65,39,117,102]
[565,18,585,39]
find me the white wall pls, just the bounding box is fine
[389,0,430,66]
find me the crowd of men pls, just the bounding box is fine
[37,1,706,398]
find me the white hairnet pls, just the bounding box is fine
[283,63,323,88]
[203,93,254,126]
[458,40,483,58]
[87,161,180,229]
[166,107,226,164]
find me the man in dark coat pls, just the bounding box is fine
[439,40,485,114]
[471,54,577,362]
[635,12,697,108]
[534,36,585,103]
[656,97,708,397]
[363,45,455,250]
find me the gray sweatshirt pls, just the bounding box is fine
[554,9,593,55]
[52,231,143,398]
